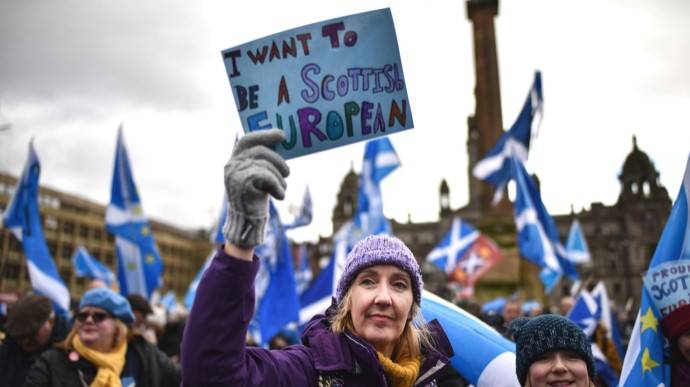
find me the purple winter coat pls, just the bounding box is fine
[181,248,454,387]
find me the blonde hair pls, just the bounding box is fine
[329,286,435,361]
[59,318,130,351]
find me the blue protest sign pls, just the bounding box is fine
[644,260,690,318]
[221,8,414,159]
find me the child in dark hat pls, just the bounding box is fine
[510,314,596,387]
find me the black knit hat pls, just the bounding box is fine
[510,315,596,386]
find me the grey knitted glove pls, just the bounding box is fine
[223,129,290,248]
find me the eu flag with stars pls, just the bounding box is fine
[619,154,690,386]
[105,126,163,299]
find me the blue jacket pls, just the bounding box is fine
[181,248,454,386]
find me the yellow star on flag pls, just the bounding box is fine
[641,348,659,373]
[141,226,150,236]
[640,308,658,333]
[146,254,155,264]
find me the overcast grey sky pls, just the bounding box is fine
[1,0,689,243]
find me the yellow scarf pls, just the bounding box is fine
[377,348,421,387]
[72,335,128,387]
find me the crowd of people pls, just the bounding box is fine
[0,284,184,387]
[2,128,689,386]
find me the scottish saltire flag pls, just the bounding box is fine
[591,282,624,358]
[510,157,578,292]
[473,71,543,204]
[294,244,312,295]
[105,127,163,299]
[284,186,313,230]
[565,219,591,264]
[591,343,620,387]
[251,200,300,346]
[1,141,70,315]
[427,218,479,274]
[619,154,690,386]
[185,195,227,310]
[209,196,228,245]
[184,251,213,310]
[421,291,519,386]
[355,137,401,235]
[159,290,179,315]
[568,289,602,336]
[299,220,357,325]
[482,296,507,315]
[72,246,116,286]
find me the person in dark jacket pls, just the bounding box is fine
[510,314,596,387]
[181,129,454,387]
[0,294,69,387]
[661,303,690,385]
[24,287,180,387]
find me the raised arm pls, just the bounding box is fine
[182,129,311,386]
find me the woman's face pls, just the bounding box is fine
[349,264,413,357]
[527,350,590,387]
[678,330,690,362]
[76,306,118,352]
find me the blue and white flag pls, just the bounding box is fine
[299,220,357,325]
[565,219,591,264]
[209,195,228,245]
[422,291,519,386]
[284,186,313,230]
[568,289,601,337]
[473,71,543,204]
[105,127,163,299]
[185,195,227,310]
[251,200,301,346]
[294,244,313,295]
[427,218,480,274]
[482,296,507,315]
[619,154,690,386]
[355,137,401,235]
[591,282,624,358]
[1,141,70,315]
[159,290,180,315]
[184,251,213,311]
[510,157,578,292]
[72,246,116,286]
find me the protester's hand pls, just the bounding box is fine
[223,129,290,248]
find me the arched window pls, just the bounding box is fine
[642,181,651,197]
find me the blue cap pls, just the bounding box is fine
[79,288,135,325]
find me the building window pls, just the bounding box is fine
[62,221,74,234]
[45,216,58,230]
[613,282,622,295]
[94,229,102,240]
[61,244,73,260]
[79,225,89,238]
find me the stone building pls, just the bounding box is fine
[0,172,211,301]
[309,0,672,310]
[551,137,671,311]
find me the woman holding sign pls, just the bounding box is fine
[181,129,453,387]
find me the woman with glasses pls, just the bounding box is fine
[24,287,180,387]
